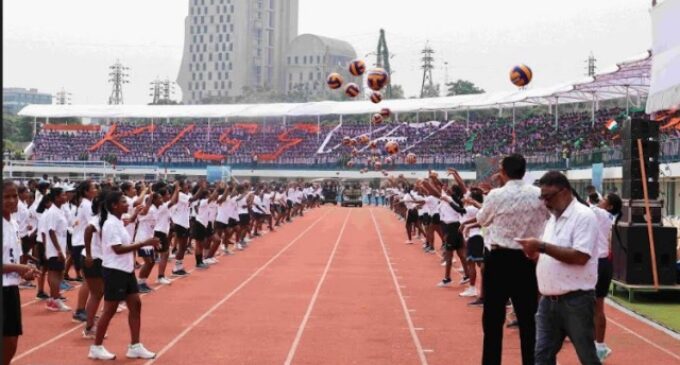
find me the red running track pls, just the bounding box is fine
[10,206,680,364]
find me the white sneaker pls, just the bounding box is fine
[127,343,156,359]
[157,277,172,285]
[89,345,116,360]
[459,286,478,297]
[440,261,447,266]
[236,243,244,250]
[117,302,127,313]
[244,237,252,243]
[55,299,72,312]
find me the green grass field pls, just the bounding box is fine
[610,289,680,333]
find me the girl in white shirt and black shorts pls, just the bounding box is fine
[88,190,159,361]
[4,181,38,365]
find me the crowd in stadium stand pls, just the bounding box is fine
[31,107,652,167]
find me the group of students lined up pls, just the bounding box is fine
[2,177,323,363]
[380,156,622,365]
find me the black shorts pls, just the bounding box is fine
[596,258,613,298]
[287,201,293,209]
[102,267,139,302]
[215,221,229,231]
[191,222,209,241]
[253,212,264,220]
[406,209,419,224]
[34,241,47,268]
[238,214,250,227]
[207,222,214,236]
[21,235,34,256]
[466,235,485,261]
[82,257,103,278]
[70,246,84,272]
[3,286,22,336]
[431,213,441,225]
[66,232,72,251]
[46,256,65,271]
[137,247,155,258]
[420,214,431,226]
[444,222,464,251]
[154,231,170,253]
[173,224,190,238]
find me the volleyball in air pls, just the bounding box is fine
[349,59,366,77]
[358,135,370,145]
[370,91,382,104]
[374,161,383,170]
[406,152,417,164]
[367,68,389,91]
[342,136,351,146]
[380,108,391,118]
[385,141,400,155]
[327,73,343,89]
[345,83,360,97]
[371,113,384,126]
[509,64,533,87]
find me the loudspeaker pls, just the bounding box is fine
[622,118,659,140]
[622,179,659,200]
[611,225,677,285]
[620,199,663,224]
[622,159,660,181]
[622,139,660,161]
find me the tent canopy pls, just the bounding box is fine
[19,52,653,120]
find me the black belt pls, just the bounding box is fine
[543,290,594,302]
[490,244,518,251]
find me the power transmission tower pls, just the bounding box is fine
[108,60,130,104]
[149,78,162,104]
[585,52,597,77]
[376,29,392,98]
[420,42,436,98]
[55,88,72,105]
[161,79,176,102]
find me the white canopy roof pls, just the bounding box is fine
[19,52,653,119]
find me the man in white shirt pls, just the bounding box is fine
[476,154,550,365]
[516,171,600,364]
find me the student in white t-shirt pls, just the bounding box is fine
[170,180,196,277]
[44,187,72,312]
[72,180,100,324]
[152,183,180,285]
[3,181,39,365]
[81,194,105,339]
[190,185,218,269]
[88,190,159,361]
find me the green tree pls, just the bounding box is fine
[445,79,485,96]
[2,114,34,143]
[421,83,441,98]
[388,84,405,99]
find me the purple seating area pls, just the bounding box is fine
[30,107,646,166]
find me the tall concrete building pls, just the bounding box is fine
[3,88,52,115]
[177,0,299,104]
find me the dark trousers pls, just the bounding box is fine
[482,249,538,365]
[535,291,600,365]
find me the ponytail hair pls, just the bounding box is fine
[76,180,94,204]
[99,190,123,230]
[36,194,52,214]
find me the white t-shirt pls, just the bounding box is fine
[72,198,93,247]
[3,218,22,286]
[124,195,137,240]
[252,195,265,214]
[101,214,135,273]
[195,199,211,227]
[207,201,218,225]
[237,195,249,215]
[36,211,47,243]
[12,200,30,238]
[463,205,481,238]
[402,193,418,210]
[438,193,463,224]
[228,196,240,221]
[591,205,613,258]
[424,196,440,216]
[537,199,598,296]
[261,193,272,214]
[216,198,231,224]
[27,204,39,236]
[153,203,172,235]
[45,205,68,259]
[87,216,103,260]
[171,192,191,228]
[136,207,156,242]
[62,202,77,235]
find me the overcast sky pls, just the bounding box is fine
[3,0,652,104]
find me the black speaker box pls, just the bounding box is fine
[622,139,660,161]
[622,180,659,200]
[622,118,660,140]
[622,159,660,181]
[611,225,677,285]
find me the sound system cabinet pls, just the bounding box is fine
[620,199,663,224]
[611,225,677,285]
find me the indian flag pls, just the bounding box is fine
[605,119,619,132]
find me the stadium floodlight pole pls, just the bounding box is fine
[625,85,630,115]
[317,115,320,141]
